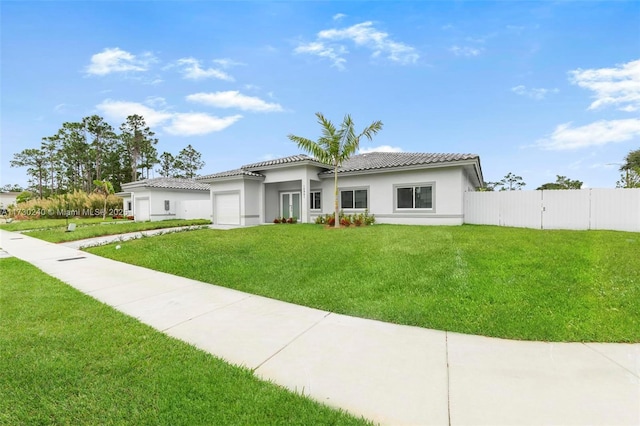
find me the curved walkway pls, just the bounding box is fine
[1,229,638,425]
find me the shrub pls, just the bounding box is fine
[16,191,34,204]
[11,190,122,219]
[364,209,375,225]
[273,218,281,224]
[319,210,374,227]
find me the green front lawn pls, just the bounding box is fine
[0,257,368,425]
[87,224,640,342]
[0,216,109,232]
[4,218,211,242]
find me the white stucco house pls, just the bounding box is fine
[118,178,211,221]
[0,192,20,211]
[197,152,484,226]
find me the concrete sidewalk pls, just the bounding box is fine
[1,229,638,425]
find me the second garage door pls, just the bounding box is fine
[215,193,240,225]
[135,198,150,221]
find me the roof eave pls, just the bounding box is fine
[318,158,481,178]
[199,174,265,183]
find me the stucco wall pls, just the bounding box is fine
[129,188,209,221]
[151,189,209,221]
[243,180,262,225]
[315,166,468,225]
[0,193,19,209]
[261,165,322,184]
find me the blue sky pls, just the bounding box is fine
[2,1,639,189]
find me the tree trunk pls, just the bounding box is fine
[38,169,43,199]
[334,163,339,228]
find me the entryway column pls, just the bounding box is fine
[301,177,310,223]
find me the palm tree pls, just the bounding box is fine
[288,113,383,227]
[93,179,114,219]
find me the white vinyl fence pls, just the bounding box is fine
[464,188,640,232]
[175,200,212,220]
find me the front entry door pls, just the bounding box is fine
[281,192,301,219]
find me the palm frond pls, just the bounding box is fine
[287,134,331,163]
[316,112,337,143]
[360,120,384,141]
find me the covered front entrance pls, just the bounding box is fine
[280,192,301,219]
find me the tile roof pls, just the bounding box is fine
[198,169,264,180]
[242,154,328,170]
[199,152,480,181]
[320,152,479,174]
[124,177,210,191]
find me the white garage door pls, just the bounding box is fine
[135,198,150,221]
[215,193,240,225]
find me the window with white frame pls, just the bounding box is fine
[310,191,321,210]
[340,188,368,209]
[396,185,433,209]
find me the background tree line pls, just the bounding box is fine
[9,114,205,199]
[481,147,639,191]
[615,148,640,188]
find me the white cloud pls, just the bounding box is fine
[144,96,167,108]
[511,85,559,100]
[294,42,347,69]
[53,103,70,113]
[175,58,234,81]
[164,113,242,136]
[96,100,173,127]
[359,145,404,153]
[449,45,483,57]
[147,77,164,85]
[333,13,346,21]
[569,59,640,112]
[86,47,155,76]
[295,21,418,68]
[536,118,640,150]
[212,58,244,68]
[260,153,279,161]
[96,99,242,136]
[186,91,283,112]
